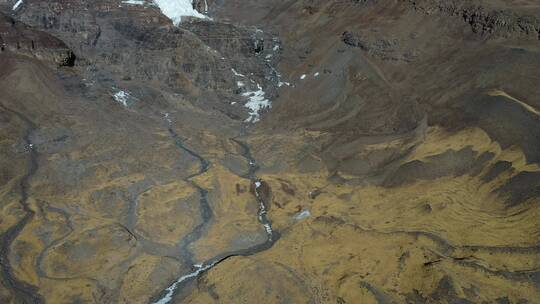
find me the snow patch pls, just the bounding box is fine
[231,68,245,77]
[122,0,146,5]
[112,90,133,107]
[164,112,172,124]
[152,0,208,25]
[274,70,291,87]
[263,223,273,234]
[294,210,311,221]
[278,81,291,87]
[242,83,271,123]
[12,0,23,10]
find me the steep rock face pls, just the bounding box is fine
[405,0,540,39]
[8,0,281,120]
[11,1,218,88]
[192,0,209,14]
[182,19,283,99]
[0,12,74,66]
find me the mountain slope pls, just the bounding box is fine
[0,0,538,303]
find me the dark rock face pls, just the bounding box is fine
[342,30,419,61]
[182,19,282,97]
[192,0,209,14]
[0,12,74,66]
[405,0,540,39]
[13,1,215,86]
[8,0,281,120]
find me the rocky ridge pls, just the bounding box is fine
[405,0,540,39]
[0,12,74,66]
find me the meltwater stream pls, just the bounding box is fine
[152,117,276,304]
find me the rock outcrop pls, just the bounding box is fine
[8,0,281,120]
[0,12,75,66]
[405,0,540,39]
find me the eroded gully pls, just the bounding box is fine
[151,119,278,304]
